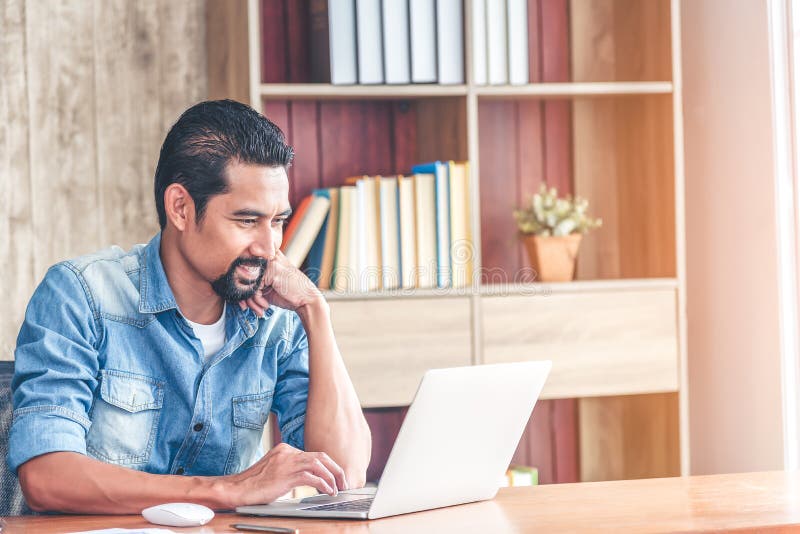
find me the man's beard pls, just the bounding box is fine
[210,257,267,303]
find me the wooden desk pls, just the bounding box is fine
[4,471,800,533]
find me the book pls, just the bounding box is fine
[412,173,437,289]
[398,175,418,288]
[356,0,385,84]
[382,0,411,84]
[436,0,465,84]
[412,162,451,288]
[281,195,313,249]
[356,177,382,291]
[471,0,488,85]
[409,0,437,83]
[318,188,340,290]
[283,194,331,268]
[333,186,357,292]
[304,189,332,285]
[507,0,529,85]
[379,176,401,289]
[501,465,539,487]
[487,0,508,85]
[448,161,472,288]
[311,0,358,84]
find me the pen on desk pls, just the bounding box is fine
[230,523,298,533]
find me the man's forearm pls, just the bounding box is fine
[298,300,371,487]
[19,452,232,514]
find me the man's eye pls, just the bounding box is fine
[273,218,287,227]
[238,219,258,226]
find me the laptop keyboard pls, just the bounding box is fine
[301,497,373,512]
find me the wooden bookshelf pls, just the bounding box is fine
[207,0,687,485]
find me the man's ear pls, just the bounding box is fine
[163,184,195,232]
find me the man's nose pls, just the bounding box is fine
[250,227,276,260]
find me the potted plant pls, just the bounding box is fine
[513,185,602,282]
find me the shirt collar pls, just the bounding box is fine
[138,233,261,337]
[138,233,179,314]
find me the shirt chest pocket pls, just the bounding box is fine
[224,390,272,475]
[86,370,164,466]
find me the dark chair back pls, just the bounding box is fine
[1,361,29,515]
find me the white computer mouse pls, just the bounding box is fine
[141,502,215,527]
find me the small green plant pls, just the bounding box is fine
[513,184,602,236]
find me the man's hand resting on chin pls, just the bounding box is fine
[238,250,325,316]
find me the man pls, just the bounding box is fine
[7,100,371,513]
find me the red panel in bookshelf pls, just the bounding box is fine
[511,399,579,484]
[364,407,408,483]
[260,0,288,83]
[479,101,522,283]
[288,101,320,206]
[540,0,571,83]
[391,102,418,175]
[285,0,311,83]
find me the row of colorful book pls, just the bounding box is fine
[280,161,474,292]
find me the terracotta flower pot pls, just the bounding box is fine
[522,233,583,282]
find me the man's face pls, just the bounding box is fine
[181,161,291,302]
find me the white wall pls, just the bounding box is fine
[682,0,787,474]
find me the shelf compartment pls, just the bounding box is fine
[329,296,472,408]
[481,286,679,399]
[478,94,675,282]
[259,96,467,208]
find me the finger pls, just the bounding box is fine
[251,291,270,312]
[301,456,338,495]
[296,471,336,497]
[312,452,348,491]
[245,297,264,317]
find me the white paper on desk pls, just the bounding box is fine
[67,528,177,534]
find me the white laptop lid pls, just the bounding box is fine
[367,360,551,519]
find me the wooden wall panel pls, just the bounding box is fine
[26,0,101,274]
[0,0,34,360]
[158,0,207,129]
[207,0,250,103]
[2,1,207,360]
[94,0,162,249]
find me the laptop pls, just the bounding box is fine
[237,360,552,520]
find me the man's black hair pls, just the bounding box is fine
[153,99,294,229]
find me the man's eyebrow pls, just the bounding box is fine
[231,208,266,218]
[231,208,293,218]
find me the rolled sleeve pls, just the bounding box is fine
[7,264,101,474]
[271,313,309,450]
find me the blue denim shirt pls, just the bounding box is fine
[7,233,309,476]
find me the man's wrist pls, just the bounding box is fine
[193,475,239,510]
[296,295,330,325]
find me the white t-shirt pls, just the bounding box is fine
[185,304,226,362]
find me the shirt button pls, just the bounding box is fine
[193,422,203,432]
[176,467,185,475]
